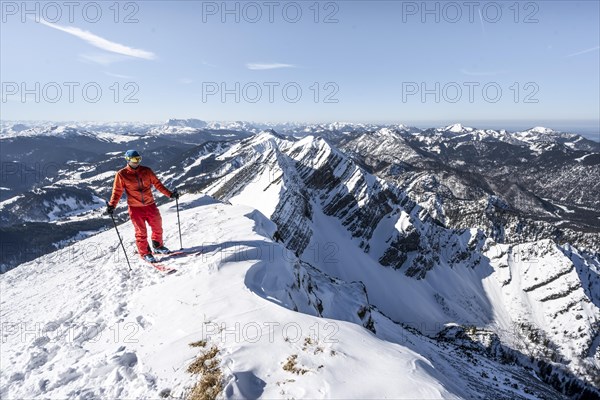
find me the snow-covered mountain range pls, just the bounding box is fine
[3,120,597,149]
[1,120,599,399]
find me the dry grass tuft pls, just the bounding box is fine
[186,343,223,400]
[189,340,207,348]
[282,354,308,375]
[187,369,223,400]
[187,346,219,374]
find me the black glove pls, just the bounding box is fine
[171,189,180,199]
[106,204,115,215]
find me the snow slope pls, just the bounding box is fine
[1,194,464,399]
[2,193,579,399]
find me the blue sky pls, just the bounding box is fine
[1,0,599,134]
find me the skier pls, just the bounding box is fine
[106,150,180,263]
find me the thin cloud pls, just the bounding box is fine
[566,45,600,57]
[477,8,486,37]
[246,63,296,70]
[38,19,156,60]
[179,78,194,84]
[105,71,135,79]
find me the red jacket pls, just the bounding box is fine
[109,165,172,208]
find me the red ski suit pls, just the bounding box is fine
[108,165,173,256]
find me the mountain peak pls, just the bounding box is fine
[377,127,401,137]
[442,123,474,133]
[253,129,287,142]
[529,126,555,134]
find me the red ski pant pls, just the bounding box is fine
[129,203,163,256]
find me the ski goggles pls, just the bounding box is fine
[126,156,142,163]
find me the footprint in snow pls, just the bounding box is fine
[136,315,151,329]
[72,322,106,345]
[9,372,25,382]
[31,336,50,348]
[26,350,49,370]
[45,311,74,328]
[112,351,138,368]
[114,302,128,318]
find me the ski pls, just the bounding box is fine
[154,249,203,261]
[139,257,177,274]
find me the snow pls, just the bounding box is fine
[395,210,413,232]
[481,241,597,367]
[44,196,81,220]
[300,204,449,326]
[575,153,596,162]
[554,203,575,214]
[530,126,554,134]
[446,123,469,133]
[182,153,213,174]
[0,194,24,210]
[227,166,284,219]
[0,194,460,399]
[541,198,576,214]
[94,132,142,143]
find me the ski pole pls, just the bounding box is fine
[107,202,132,271]
[175,192,183,250]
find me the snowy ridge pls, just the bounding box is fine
[342,127,424,165]
[197,133,600,394]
